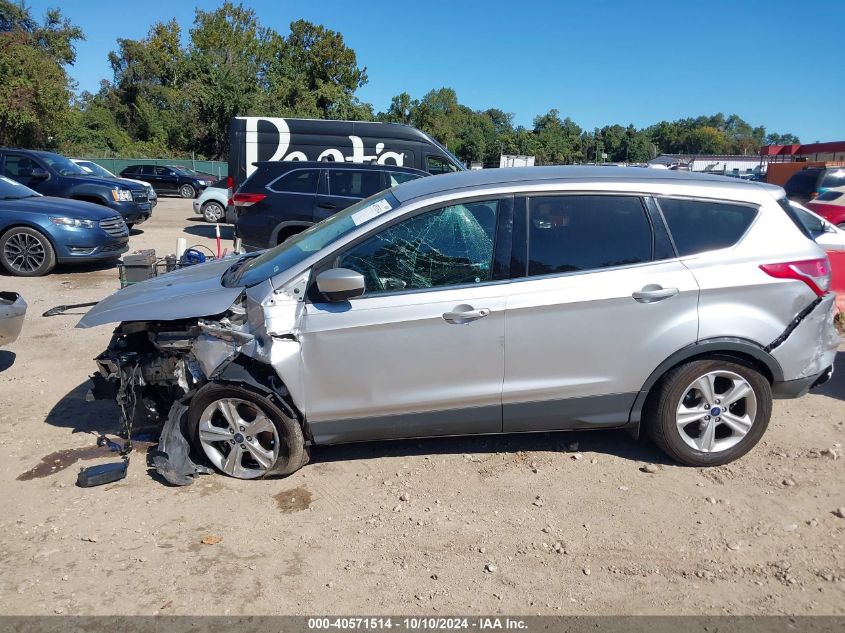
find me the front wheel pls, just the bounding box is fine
[644,359,772,466]
[180,184,196,199]
[0,227,57,276]
[187,383,306,479]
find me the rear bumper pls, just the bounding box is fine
[770,292,840,384]
[772,364,834,399]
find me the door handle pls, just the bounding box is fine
[318,202,336,210]
[632,285,679,303]
[442,304,490,324]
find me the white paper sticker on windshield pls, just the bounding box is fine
[351,198,392,226]
[0,176,24,186]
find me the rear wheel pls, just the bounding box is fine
[644,359,771,466]
[0,227,56,276]
[187,383,306,479]
[202,201,225,223]
[180,184,196,199]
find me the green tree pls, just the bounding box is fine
[0,1,83,147]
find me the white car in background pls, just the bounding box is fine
[192,178,228,223]
[71,159,158,208]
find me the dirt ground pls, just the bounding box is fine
[0,197,843,616]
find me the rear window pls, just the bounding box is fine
[821,169,845,189]
[785,169,821,195]
[267,169,319,194]
[816,190,843,202]
[658,197,758,256]
[327,169,382,199]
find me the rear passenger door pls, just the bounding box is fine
[315,169,385,222]
[502,194,700,432]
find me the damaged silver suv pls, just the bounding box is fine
[80,167,839,483]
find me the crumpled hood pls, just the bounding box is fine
[77,258,243,328]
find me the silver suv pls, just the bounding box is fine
[80,167,839,482]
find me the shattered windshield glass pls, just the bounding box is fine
[224,192,400,287]
[337,200,499,294]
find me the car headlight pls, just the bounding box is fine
[111,188,133,202]
[50,217,96,229]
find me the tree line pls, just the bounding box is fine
[0,1,800,165]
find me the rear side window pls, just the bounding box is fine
[388,171,423,186]
[785,169,821,195]
[526,195,652,276]
[426,155,460,174]
[658,197,758,256]
[267,169,319,194]
[328,169,382,198]
[816,190,843,202]
[821,169,845,189]
[122,165,138,175]
[139,166,155,176]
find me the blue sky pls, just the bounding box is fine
[26,0,845,142]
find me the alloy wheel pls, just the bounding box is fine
[203,202,224,222]
[197,397,280,479]
[180,184,195,198]
[675,370,757,453]
[3,231,46,274]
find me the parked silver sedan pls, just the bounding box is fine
[79,167,839,482]
[0,292,26,347]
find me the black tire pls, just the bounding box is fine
[202,201,225,223]
[644,358,772,467]
[0,226,57,277]
[187,383,306,479]
[126,223,134,230]
[179,184,196,199]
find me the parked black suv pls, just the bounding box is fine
[233,161,428,250]
[120,164,216,199]
[784,166,845,204]
[0,149,152,226]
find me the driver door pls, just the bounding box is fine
[298,197,511,444]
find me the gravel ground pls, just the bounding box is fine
[0,197,843,616]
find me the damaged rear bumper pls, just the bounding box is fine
[769,292,840,399]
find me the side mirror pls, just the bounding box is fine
[316,268,365,301]
[30,167,48,180]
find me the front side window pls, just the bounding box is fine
[3,154,39,178]
[659,197,757,256]
[268,169,319,194]
[336,200,499,295]
[328,169,382,198]
[526,196,652,277]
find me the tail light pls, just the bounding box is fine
[227,176,234,206]
[232,192,266,207]
[760,257,831,297]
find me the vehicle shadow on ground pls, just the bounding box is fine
[813,351,845,402]
[182,221,235,241]
[0,350,15,372]
[0,259,119,278]
[44,380,159,440]
[129,227,145,236]
[310,428,671,467]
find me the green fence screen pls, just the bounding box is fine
[79,157,228,179]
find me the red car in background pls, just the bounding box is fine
[806,187,845,229]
